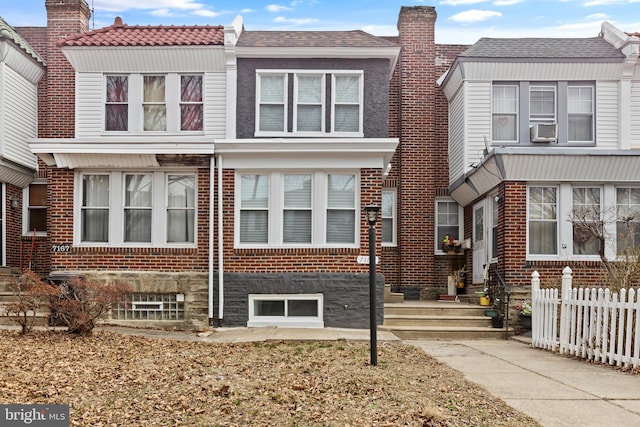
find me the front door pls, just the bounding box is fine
[472,201,487,284]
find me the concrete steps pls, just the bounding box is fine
[381,301,513,340]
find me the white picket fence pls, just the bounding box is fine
[531,267,640,369]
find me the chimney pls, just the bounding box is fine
[43,0,91,138]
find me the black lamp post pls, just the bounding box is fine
[365,204,380,366]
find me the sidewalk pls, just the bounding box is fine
[410,339,640,427]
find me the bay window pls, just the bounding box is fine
[78,171,196,246]
[237,171,358,247]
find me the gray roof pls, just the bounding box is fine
[237,30,399,48]
[459,37,625,62]
[0,16,46,65]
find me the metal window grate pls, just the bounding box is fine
[114,293,184,320]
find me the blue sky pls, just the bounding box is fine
[4,0,640,44]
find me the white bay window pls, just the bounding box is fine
[237,171,358,247]
[77,171,196,247]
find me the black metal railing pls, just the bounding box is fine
[487,263,511,340]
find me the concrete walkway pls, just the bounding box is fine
[410,339,640,427]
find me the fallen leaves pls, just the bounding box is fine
[0,330,540,426]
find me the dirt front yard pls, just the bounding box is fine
[0,330,539,426]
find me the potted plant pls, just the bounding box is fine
[516,300,532,330]
[441,234,462,253]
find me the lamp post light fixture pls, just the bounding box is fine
[364,204,380,366]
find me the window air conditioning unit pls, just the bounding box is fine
[530,123,557,143]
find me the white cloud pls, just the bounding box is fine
[149,8,175,17]
[584,0,640,5]
[240,8,256,14]
[586,13,610,20]
[449,9,502,23]
[493,0,524,5]
[266,4,294,13]
[94,0,205,12]
[440,0,489,5]
[192,9,222,18]
[273,16,319,25]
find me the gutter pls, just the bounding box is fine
[217,154,224,325]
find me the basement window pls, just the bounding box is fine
[248,294,324,328]
[114,293,185,320]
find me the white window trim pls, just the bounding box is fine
[382,189,397,247]
[526,183,606,261]
[247,294,324,328]
[74,170,198,248]
[22,180,47,237]
[254,69,364,138]
[434,198,463,255]
[103,73,204,135]
[491,83,519,144]
[235,170,360,249]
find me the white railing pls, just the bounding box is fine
[531,266,640,369]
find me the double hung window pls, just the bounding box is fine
[568,86,594,143]
[382,190,396,246]
[436,200,461,252]
[616,188,640,255]
[256,71,363,136]
[79,171,196,246]
[528,186,557,255]
[237,172,358,247]
[24,183,47,235]
[529,85,556,126]
[105,74,203,133]
[572,187,601,255]
[492,85,518,142]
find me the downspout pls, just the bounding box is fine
[208,157,215,324]
[217,154,224,325]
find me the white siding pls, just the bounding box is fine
[1,65,38,169]
[76,73,103,137]
[466,81,492,170]
[463,62,623,82]
[595,81,619,150]
[448,86,465,183]
[204,72,227,138]
[631,81,640,148]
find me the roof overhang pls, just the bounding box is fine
[450,148,640,206]
[0,157,37,188]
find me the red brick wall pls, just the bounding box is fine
[220,168,382,274]
[394,7,469,294]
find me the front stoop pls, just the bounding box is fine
[380,301,513,340]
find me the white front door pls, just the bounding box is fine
[472,200,488,284]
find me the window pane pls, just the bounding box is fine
[568,115,593,141]
[125,175,152,208]
[167,210,194,242]
[616,188,640,254]
[124,175,152,242]
[144,76,165,102]
[327,175,355,208]
[83,175,109,207]
[572,187,600,255]
[106,76,128,132]
[181,75,202,102]
[492,114,517,141]
[254,300,284,316]
[260,76,284,102]
[283,211,311,243]
[29,184,47,206]
[382,218,393,243]
[530,86,555,124]
[334,105,359,132]
[259,105,285,132]
[106,105,128,131]
[181,104,203,131]
[327,210,355,243]
[29,208,46,233]
[335,76,359,103]
[297,76,321,103]
[382,191,394,244]
[284,175,311,208]
[288,300,318,317]
[106,76,128,102]
[529,187,557,255]
[297,105,322,131]
[529,222,557,254]
[240,211,268,243]
[82,210,109,242]
[168,176,195,208]
[125,210,152,242]
[167,175,195,243]
[241,175,268,208]
[144,105,167,131]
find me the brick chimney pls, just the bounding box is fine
[44,0,90,138]
[396,6,441,295]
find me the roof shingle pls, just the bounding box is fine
[237,30,399,48]
[58,16,224,47]
[460,37,625,62]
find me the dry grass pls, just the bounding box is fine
[0,330,540,426]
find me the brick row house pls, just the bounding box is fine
[4,1,639,330]
[12,0,400,329]
[439,21,640,297]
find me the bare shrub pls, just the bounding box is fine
[50,277,132,335]
[3,270,57,334]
